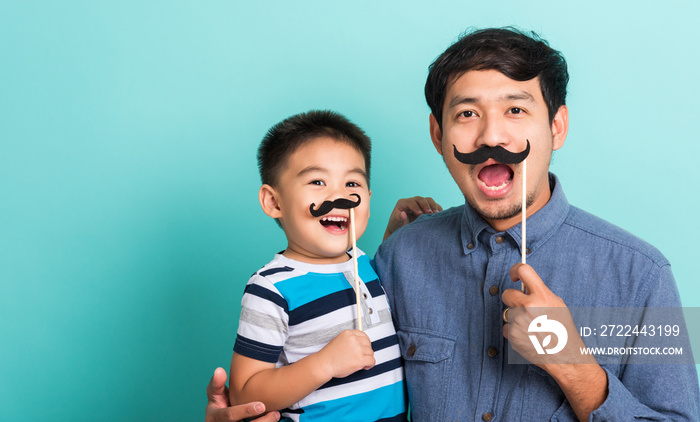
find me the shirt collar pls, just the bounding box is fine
[460,173,570,255]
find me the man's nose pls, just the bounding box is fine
[475,114,509,148]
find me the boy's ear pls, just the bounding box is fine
[259,184,283,219]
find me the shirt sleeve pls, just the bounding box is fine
[589,264,700,421]
[233,274,290,364]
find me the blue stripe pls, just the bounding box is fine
[357,254,379,281]
[244,284,289,315]
[365,279,384,297]
[298,381,407,421]
[233,334,283,363]
[259,266,294,277]
[319,356,403,390]
[274,272,353,311]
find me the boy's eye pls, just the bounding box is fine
[346,181,360,188]
[310,180,325,186]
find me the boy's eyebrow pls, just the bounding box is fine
[296,166,368,180]
[296,166,328,177]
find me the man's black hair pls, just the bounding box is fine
[257,110,371,187]
[425,27,569,128]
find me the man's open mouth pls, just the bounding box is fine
[478,163,514,191]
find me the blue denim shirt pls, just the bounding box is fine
[374,174,699,421]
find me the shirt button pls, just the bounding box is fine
[363,293,368,299]
[488,285,499,296]
[495,236,504,244]
[368,308,373,314]
[483,412,493,421]
[526,247,531,254]
[467,242,475,249]
[487,347,498,358]
[407,344,417,357]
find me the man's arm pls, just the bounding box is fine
[502,263,700,421]
[229,330,375,411]
[205,367,280,422]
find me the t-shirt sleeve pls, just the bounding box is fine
[233,274,290,363]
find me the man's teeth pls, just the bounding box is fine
[478,179,511,191]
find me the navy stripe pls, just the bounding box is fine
[365,279,384,297]
[233,335,282,363]
[372,334,399,352]
[244,284,289,315]
[259,266,294,277]
[287,279,386,326]
[318,356,403,390]
[289,287,355,326]
[377,413,409,422]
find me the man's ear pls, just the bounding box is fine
[429,114,444,156]
[551,105,569,151]
[259,184,283,219]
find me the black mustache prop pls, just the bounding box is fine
[309,194,361,217]
[453,140,530,165]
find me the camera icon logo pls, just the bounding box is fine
[528,315,568,355]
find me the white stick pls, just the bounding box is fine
[521,158,527,293]
[350,208,362,331]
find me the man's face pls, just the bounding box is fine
[430,69,568,231]
[259,136,371,264]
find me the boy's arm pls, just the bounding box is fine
[383,196,442,241]
[229,329,375,411]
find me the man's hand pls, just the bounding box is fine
[501,263,607,421]
[317,330,376,379]
[383,196,442,241]
[205,367,280,422]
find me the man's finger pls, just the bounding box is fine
[509,263,547,295]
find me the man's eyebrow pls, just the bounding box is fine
[501,91,535,102]
[447,91,536,109]
[448,96,478,110]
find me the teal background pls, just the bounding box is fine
[2,1,699,420]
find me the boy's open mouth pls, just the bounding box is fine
[320,216,349,232]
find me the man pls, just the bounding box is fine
[207,28,699,421]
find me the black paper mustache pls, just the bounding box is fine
[309,193,361,217]
[453,140,530,165]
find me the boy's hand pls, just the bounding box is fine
[383,196,442,241]
[317,330,375,379]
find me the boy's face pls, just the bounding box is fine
[259,136,371,264]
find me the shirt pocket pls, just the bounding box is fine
[396,328,456,422]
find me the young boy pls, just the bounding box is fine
[229,110,408,421]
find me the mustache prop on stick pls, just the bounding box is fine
[309,194,361,217]
[452,140,530,165]
[454,140,531,295]
[309,193,364,330]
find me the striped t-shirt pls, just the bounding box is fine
[234,248,408,421]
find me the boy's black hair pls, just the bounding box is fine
[425,27,569,128]
[258,110,371,187]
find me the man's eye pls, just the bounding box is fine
[460,110,475,118]
[310,180,325,186]
[510,107,523,114]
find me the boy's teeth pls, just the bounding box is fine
[322,216,348,222]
